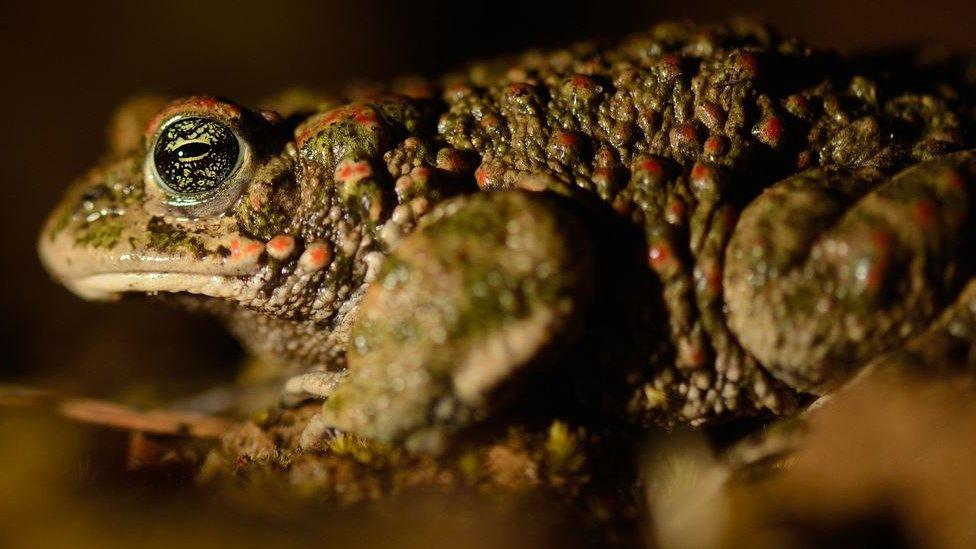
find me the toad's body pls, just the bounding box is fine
[39,21,976,449]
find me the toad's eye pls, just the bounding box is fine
[152,117,241,196]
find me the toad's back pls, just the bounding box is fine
[421,21,975,423]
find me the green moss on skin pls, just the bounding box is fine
[74,216,124,249]
[145,216,208,257]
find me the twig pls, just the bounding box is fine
[0,384,236,439]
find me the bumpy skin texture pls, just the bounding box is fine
[39,21,976,445]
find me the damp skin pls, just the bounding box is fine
[38,20,976,447]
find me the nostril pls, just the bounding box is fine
[80,185,109,204]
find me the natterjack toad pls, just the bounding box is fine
[39,21,976,450]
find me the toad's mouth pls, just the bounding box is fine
[38,185,269,302]
[61,272,253,301]
[38,217,266,302]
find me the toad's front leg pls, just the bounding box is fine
[306,190,595,452]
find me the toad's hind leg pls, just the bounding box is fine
[311,190,594,451]
[725,152,976,394]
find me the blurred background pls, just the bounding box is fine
[2,0,974,400]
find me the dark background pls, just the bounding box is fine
[2,0,974,400]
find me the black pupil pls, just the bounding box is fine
[153,117,239,194]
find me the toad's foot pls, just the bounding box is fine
[282,370,349,407]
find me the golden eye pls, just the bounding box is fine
[152,117,241,196]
